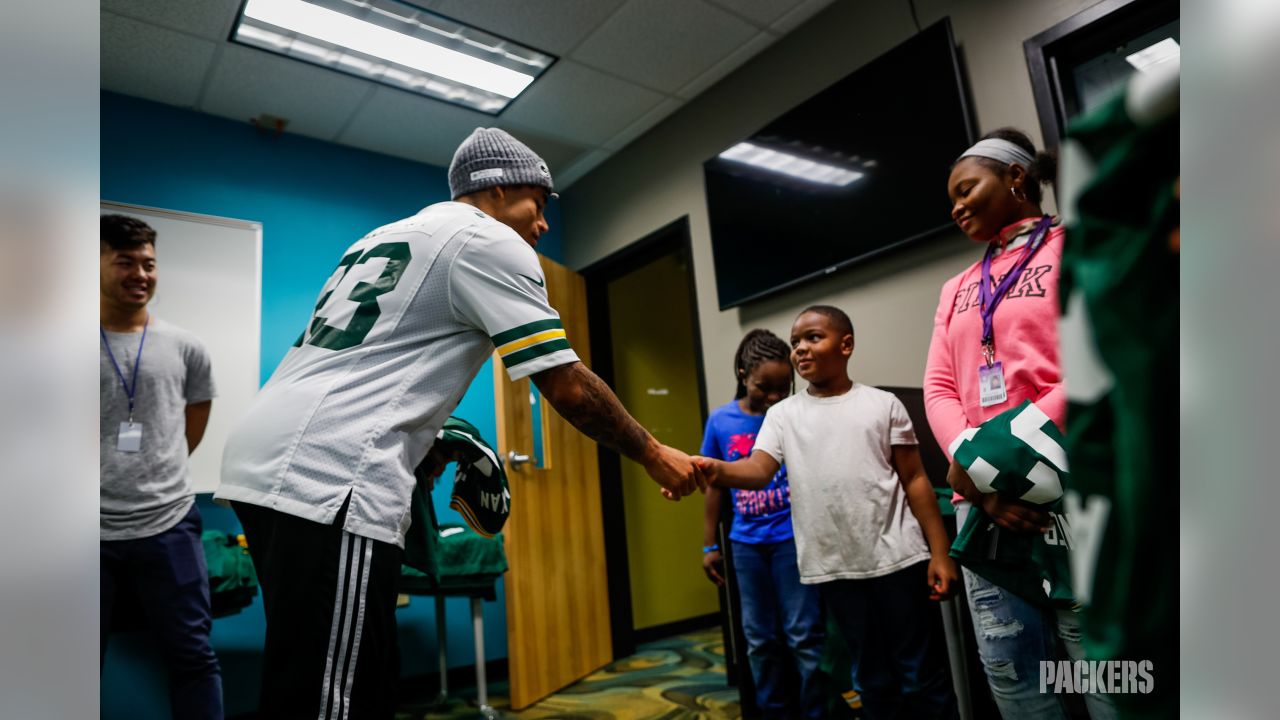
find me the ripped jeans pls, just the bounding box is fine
[956,502,1117,720]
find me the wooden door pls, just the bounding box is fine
[495,253,612,709]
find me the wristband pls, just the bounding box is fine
[702,544,720,554]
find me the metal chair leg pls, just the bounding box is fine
[940,595,973,720]
[434,596,449,705]
[472,597,497,719]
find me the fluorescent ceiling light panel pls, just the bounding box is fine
[1125,38,1180,72]
[719,142,864,187]
[233,0,556,114]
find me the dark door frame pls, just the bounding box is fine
[1024,0,1177,151]
[578,216,719,653]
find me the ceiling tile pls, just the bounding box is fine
[100,0,241,42]
[494,127,592,181]
[502,61,665,147]
[602,98,682,151]
[769,0,838,35]
[101,0,826,180]
[555,149,613,190]
[704,0,806,27]
[675,31,777,100]
[338,87,494,167]
[339,89,589,175]
[200,45,371,140]
[101,12,217,108]
[423,0,627,56]
[571,0,758,94]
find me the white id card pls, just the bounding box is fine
[118,422,142,453]
[978,362,1008,407]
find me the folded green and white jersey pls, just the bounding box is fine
[949,400,1075,607]
[436,417,511,538]
[949,399,1069,507]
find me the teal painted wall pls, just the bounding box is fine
[101,91,563,718]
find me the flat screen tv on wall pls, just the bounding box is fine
[703,18,975,309]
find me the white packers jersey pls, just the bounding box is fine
[216,202,578,547]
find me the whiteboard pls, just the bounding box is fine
[102,201,261,493]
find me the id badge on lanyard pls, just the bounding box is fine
[978,360,1008,407]
[118,421,143,453]
[977,217,1050,407]
[102,317,149,453]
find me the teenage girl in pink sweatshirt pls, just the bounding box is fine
[924,128,1115,720]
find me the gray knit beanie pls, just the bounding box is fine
[448,127,557,200]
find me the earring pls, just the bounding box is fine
[1010,186,1027,202]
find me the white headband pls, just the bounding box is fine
[958,138,1034,168]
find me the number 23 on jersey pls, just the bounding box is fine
[294,242,413,352]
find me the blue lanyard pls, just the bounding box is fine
[978,215,1051,366]
[101,315,149,422]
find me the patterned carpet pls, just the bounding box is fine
[396,628,742,719]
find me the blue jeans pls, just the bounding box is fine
[101,503,224,720]
[731,538,825,718]
[820,563,958,720]
[956,502,1117,720]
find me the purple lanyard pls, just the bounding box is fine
[100,315,149,422]
[979,215,1051,365]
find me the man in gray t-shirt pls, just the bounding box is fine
[101,317,216,538]
[99,214,223,720]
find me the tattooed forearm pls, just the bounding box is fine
[533,362,653,462]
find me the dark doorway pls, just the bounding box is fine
[1025,0,1179,149]
[579,219,730,637]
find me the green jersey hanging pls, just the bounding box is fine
[403,416,511,576]
[437,416,511,538]
[1057,56,1178,719]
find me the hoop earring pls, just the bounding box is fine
[1010,186,1028,203]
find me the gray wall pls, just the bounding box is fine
[562,0,1097,411]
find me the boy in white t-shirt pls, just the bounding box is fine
[695,306,959,720]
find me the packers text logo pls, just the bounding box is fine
[1039,660,1153,694]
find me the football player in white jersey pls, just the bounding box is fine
[217,128,705,720]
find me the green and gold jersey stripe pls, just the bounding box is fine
[503,338,572,368]
[491,318,562,347]
[496,328,567,357]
